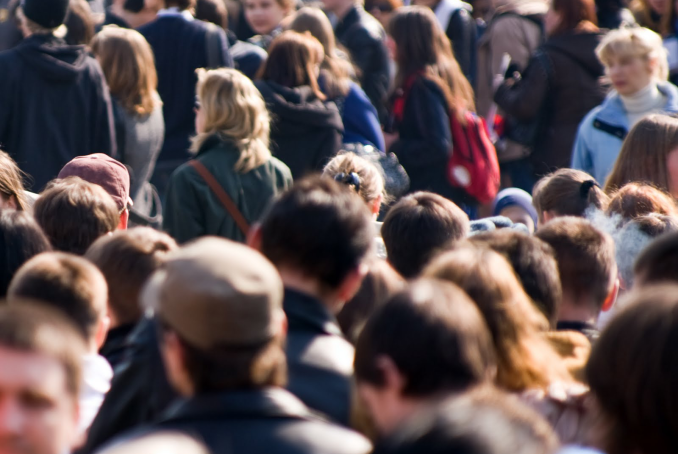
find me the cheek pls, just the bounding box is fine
[26,405,78,454]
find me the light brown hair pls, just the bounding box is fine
[0,151,28,211]
[91,26,160,116]
[323,152,385,206]
[606,182,678,221]
[423,246,572,392]
[605,115,678,194]
[533,169,609,223]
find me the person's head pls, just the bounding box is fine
[91,26,160,118]
[17,0,69,37]
[0,303,86,454]
[545,0,598,36]
[0,211,51,298]
[389,6,475,118]
[606,182,678,222]
[323,152,386,218]
[58,154,132,230]
[469,230,562,328]
[364,0,401,28]
[253,176,373,309]
[34,177,119,255]
[634,0,668,16]
[97,433,209,454]
[164,0,195,11]
[195,0,228,28]
[596,27,668,96]
[354,278,496,435]
[633,230,678,286]
[142,238,286,396]
[85,228,177,329]
[7,252,109,351]
[604,115,678,197]
[64,0,94,45]
[244,0,294,36]
[492,188,539,234]
[0,151,28,211]
[371,388,559,454]
[587,285,678,454]
[533,169,609,227]
[258,31,326,100]
[423,246,571,392]
[536,217,618,322]
[191,68,271,174]
[381,192,470,279]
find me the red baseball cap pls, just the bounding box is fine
[58,154,132,211]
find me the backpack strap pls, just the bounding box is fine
[188,160,250,236]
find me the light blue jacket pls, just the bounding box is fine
[571,82,678,184]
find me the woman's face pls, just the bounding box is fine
[647,0,667,15]
[666,147,678,197]
[606,55,655,96]
[194,99,206,134]
[244,0,288,36]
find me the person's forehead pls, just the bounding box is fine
[0,346,70,397]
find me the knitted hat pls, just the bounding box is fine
[21,0,69,29]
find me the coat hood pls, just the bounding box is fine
[494,0,548,16]
[16,34,90,82]
[255,81,344,133]
[546,32,606,78]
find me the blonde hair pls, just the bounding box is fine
[0,151,28,211]
[424,246,573,392]
[323,152,385,205]
[91,26,160,116]
[191,68,271,174]
[596,27,669,81]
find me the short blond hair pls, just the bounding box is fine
[596,27,669,81]
[191,68,271,174]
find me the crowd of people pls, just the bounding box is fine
[3,0,678,453]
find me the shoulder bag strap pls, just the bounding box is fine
[188,160,250,236]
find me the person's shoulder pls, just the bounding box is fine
[348,8,385,43]
[286,419,372,454]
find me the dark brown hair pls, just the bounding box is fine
[533,169,609,223]
[606,183,678,222]
[634,231,678,286]
[85,228,177,326]
[536,217,616,311]
[34,177,119,256]
[64,0,95,45]
[549,0,598,36]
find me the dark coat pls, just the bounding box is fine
[127,389,372,454]
[163,136,293,244]
[334,6,390,123]
[389,75,469,205]
[284,289,355,427]
[494,31,607,177]
[99,323,136,372]
[228,31,267,80]
[0,34,116,191]
[438,1,477,87]
[256,81,344,179]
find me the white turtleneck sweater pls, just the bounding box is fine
[620,83,666,128]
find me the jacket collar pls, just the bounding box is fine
[595,81,678,129]
[334,5,361,35]
[283,289,344,337]
[162,388,316,423]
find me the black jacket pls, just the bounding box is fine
[334,6,390,123]
[284,289,355,427]
[99,323,136,372]
[227,31,266,80]
[494,32,607,177]
[127,388,371,454]
[0,34,116,191]
[256,81,344,179]
[440,2,477,87]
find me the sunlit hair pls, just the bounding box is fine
[191,68,271,174]
[605,114,678,194]
[596,27,669,81]
[323,152,385,206]
[91,26,160,116]
[389,6,475,121]
[0,151,28,211]
[533,169,609,224]
[606,182,678,221]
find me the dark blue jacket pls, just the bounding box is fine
[339,82,385,151]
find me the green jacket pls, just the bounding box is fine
[164,136,293,243]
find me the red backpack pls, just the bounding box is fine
[393,74,500,205]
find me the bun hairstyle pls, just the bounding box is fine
[323,152,386,206]
[533,169,610,223]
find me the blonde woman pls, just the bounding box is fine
[91,26,164,219]
[571,27,678,185]
[164,68,293,244]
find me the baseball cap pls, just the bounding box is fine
[141,238,284,350]
[58,154,131,212]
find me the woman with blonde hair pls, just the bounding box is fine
[164,68,293,243]
[288,7,385,151]
[571,27,678,184]
[0,151,29,211]
[91,26,165,221]
[604,114,678,197]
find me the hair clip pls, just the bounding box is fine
[580,180,600,199]
[334,172,361,193]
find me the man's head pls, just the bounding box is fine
[58,154,132,230]
[354,278,495,435]
[381,192,470,278]
[85,228,177,329]
[7,253,109,351]
[634,231,678,287]
[18,0,69,37]
[469,231,562,328]
[0,303,85,454]
[253,175,373,308]
[536,217,617,322]
[34,177,119,256]
[142,238,286,396]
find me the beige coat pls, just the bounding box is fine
[476,0,548,119]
